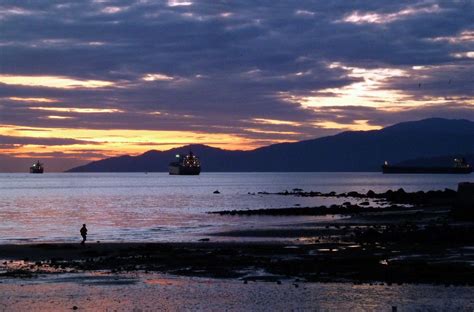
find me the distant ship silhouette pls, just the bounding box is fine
[30,161,44,174]
[169,151,201,175]
[382,158,472,174]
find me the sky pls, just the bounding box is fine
[0,0,473,171]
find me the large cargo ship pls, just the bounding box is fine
[382,158,472,174]
[30,161,44,174]
[169,151,201,175]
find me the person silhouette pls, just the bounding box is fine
[80,224,88,245]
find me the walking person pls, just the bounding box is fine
[80,224,88,245]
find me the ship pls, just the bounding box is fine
[169,151,201,175]
[29,161,44,174]
[382,158,472,174]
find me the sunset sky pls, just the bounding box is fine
[1,0,473,171]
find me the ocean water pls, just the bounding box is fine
[0,172,472,244]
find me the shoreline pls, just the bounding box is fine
[1,234,473,285]
[1,188,473,286]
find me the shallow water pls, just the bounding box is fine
[0,272,473,311]
[0,172,472,243]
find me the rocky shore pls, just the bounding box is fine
[254,187,458,206]
[1,208,473,285]
[1,187,473,286]
[0,237,473,285]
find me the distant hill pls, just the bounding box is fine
[67,118,474,172]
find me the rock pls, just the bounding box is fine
[359,228,382,243]
[452,182,474,219]
[360,201,370,206]
[198,238,210,242]
[348,191,362,197]
[213,190,220,194]
[366,190,376,197]
[72,306,78,310]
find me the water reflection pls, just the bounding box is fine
[0,172,472,243]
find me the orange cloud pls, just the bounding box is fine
[30,107,124,113]
[314,120,382,131]
[0,124,270,160]
[8,97,58,103]
[0,75,114,89]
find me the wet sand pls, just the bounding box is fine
[1,217,473,285]
[1,272,473,311]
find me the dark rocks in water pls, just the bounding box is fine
[347,191,363,198]
[213,190,220,194]
[210,204,408,217]
[198,238,210,242]
[359,201,370,206]
[451,182,474,220]
[266,187,458,207]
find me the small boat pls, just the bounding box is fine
[382,158,472,174]
[169,151,201,175]
[30,161,44,174]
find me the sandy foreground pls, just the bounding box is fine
[1,271,473,311]
[0,238,473,311]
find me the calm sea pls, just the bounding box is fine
[0,172,472,244]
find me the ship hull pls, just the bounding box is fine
[29,168,44,174]
[168,165,201,175]
[382,165,472,174]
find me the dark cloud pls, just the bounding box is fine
[0,0,473,159]
[0,135,99,146]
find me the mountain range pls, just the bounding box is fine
[67,118,474,172]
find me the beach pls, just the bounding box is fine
[1,173,474,310]
[2,272,473,311]
[1,199,473,285]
